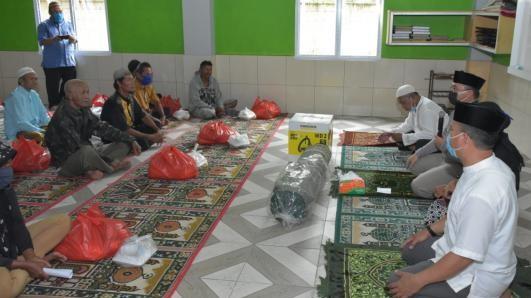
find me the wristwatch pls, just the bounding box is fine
[426,224,438,237]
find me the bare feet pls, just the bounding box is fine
[86,170,104,180]
[111,159,131,172]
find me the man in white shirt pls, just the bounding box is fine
[408,71,486,198]
[387,102,517,298]
[379,84,448,150]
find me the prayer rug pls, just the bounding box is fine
[338,131,396,146]
[335,196,428,247]
[340,146,411,172]
[12,169,90,221]
[356,170,416,197]
[318,241,404,298]
[22,117,284,297]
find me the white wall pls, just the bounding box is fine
[0,51,466,118]
[488,62,531,157]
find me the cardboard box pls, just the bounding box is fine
[288,113,333,155]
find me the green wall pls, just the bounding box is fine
[0,0,38,51]
[492,54,511,66]
[107,0,184,54]
[214,0,295,56]
[381,0,475,60]
[0,0,479,60]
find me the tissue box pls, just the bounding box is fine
[288,113,333,155]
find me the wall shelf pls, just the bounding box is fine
[387,10,515,55]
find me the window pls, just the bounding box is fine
[508,0,531,81]
[296,0,383,59]
[35,0,110,52]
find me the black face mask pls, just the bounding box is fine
[448,91,458,105]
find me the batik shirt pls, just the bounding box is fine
[44,101,135,167]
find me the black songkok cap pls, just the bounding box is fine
[454,101,510,133]
[453,71,486,90]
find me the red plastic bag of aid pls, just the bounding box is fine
[55,204,132,261]
[160,95,181,116]
[148,146,199,180]
[197,121,237,145]
[91,93,108,107]
[251,97,281,120]
[11,137,51,172]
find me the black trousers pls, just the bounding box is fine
[43,66,77,108]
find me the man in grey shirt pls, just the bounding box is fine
[407,71,485,198]
[188,61,237,119]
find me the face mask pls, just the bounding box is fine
[0,167,14,189]
[448,91,458,105]
[140,74,153,86]
[411,106,416,113]
[445,133,463,159]
[53,12,64,24]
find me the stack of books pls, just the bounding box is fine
[392,26,412,40]
[475,27,497,48]
[411,26,431,41]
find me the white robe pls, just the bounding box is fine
[390,96,448,146]
[431,154,517,297]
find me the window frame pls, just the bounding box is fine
[33,0,112,56]
[508,0,531,81]
[295,0,384,61]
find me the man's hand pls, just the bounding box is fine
[43,252,67,263]
[433,184,446,199]
[434,136,444,150]
[401,229,430,250]
[26,255,51,268]
[11,260,48,279]
[148,131,164,144]
[378,132,392,143]
[215,107,225,117]
[67,35,77,44]
[391,133,403,142]
[434,179,457,200]
[406,154,418,169]
[130,141,142,156]
[388,271,424,298]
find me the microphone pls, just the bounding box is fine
[437,111,445,137]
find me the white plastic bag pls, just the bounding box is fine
[112,235,158,267]
[228,133,250,148]
[90,106,102,118]
[187,144,208,168]
[173,109,190,120]
[238,107,256,120]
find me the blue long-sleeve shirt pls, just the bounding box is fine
[4,86,50,140]
[37,18,76,68]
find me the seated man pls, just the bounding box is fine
[189,60,237,119]
[133,61,167,127]
[407,71,485,198]
[45,79,141,179]
[0,142,71,298]
[101,68,163,151]
[3,67,50,142]
[379,84,448,150]
[388,102,516,298]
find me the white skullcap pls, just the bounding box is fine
[17,67,36,79]
[396,84,416,98]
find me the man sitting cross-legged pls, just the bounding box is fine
[45,79,141,179]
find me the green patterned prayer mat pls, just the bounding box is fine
[335,196,429,247]
[22,117,284,298]
[12,169,90,221]
[318,241,405,298]
[340,146,411,172]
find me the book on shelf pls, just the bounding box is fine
[412,26,430,30]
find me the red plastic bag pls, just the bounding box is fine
[11,137,50,172]
[160,95,181,115]
[148,146,199,180]
[55,204,132,261]
[91,93,108,107]
[197,121,237,145]
[251,97,281,120]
